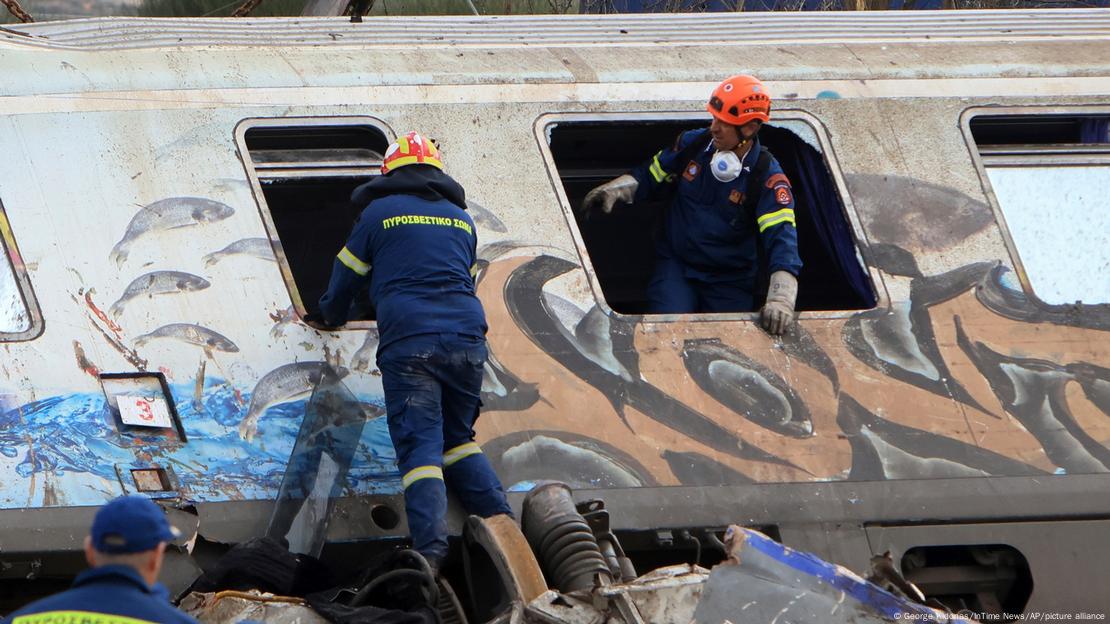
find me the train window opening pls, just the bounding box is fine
[970,114,1110,305]
[901,544,1032,617]
[240,121,391,321]
[547,119,875,315]
[0,201,42,341]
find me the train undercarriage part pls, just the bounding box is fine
[520,482,613,594]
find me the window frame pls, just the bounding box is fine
[533,110,884,323]
[234,116,395,329]
[0,200,43,342]
[961,105,1110,305]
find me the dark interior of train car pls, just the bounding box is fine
[244,125,387,321]
[548,119,877,315]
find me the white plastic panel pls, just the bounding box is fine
[987,165,1110,305]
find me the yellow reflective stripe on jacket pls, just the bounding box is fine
[443,442,482,467]
[648,152,669,183]
[757,208,796,232]
[401,465,443,488]
[469,263,478,278]
[12,610,157,624]
[337,246,371,276]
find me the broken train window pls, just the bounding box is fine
[0,200,42,341]
[970,113,1110,305]
[545,116,875,315]
[237,119,391,323]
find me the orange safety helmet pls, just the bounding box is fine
[381,131,444,175]
[707,75,771,127]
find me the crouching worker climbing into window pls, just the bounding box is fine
[304,132,513,575]
[581,75,802,335]
[4,495,198,624]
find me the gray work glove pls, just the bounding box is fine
[580,174,638,218]
[760,271,798,336]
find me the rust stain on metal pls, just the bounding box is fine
[88,316,148,371]
[84,290,123,335]
[73,340,100,377]
[724,525,748,565]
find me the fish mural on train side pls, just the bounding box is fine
[2,186,1109,508]
[0,379,397,508]
[202,238,276,267]
[109,271,211,320]
[110,197,235,267]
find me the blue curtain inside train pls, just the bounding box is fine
[1080,118,1110,143]
[763,126,877,311]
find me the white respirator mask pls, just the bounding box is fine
[710,149,743,182]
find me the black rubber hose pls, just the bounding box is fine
[350,568,439,607]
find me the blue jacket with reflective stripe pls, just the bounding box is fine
[4,565,198,624]
[318,166,487,353]
[630,129,802,282]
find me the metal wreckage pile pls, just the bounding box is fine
[178,483,972,624]
[174,373,971,623]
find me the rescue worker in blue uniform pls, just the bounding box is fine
[306,132,512,573]
[581,75,802,335]
[4,495,197,624]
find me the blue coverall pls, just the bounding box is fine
[317,165,512,564]
[4,564,198,624]
[630,128,803,313]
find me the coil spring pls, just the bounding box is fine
[536,516,611,593]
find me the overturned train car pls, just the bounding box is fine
[0,10,1109,615]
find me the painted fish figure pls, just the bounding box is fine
[239,361,349,442]
[134,323,239,354]
[682,338,814,438]
[110,197,235,266]
[202,238,276,267]
[109,271,211,319]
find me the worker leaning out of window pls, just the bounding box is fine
[581,74,803,335]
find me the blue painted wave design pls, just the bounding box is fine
[0,379,400,509]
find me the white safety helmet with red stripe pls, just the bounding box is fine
[380,131,444,175]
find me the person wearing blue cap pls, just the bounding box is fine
[4,495,198,624]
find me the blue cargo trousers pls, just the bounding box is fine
[378,332,513,562]
[647,255,755,314]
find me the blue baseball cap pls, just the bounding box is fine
[91,495,181,554]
